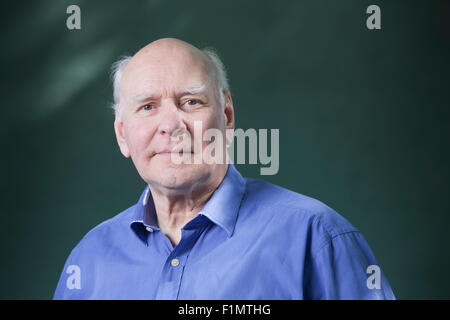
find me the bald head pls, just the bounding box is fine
[131,38,209,69]
[111,38,229,119]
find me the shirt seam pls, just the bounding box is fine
[313,229,361,261]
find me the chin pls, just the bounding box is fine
[145,161,208,190]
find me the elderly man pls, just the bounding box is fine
[54,38,395,300]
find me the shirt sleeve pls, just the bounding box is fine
[53,236,95,300]
[304,231,396,300]
[53,247,87,300]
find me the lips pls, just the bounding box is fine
[156,149,193,155]
[158,151,184,155]
[156,144,193,154]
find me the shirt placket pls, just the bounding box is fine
[155,223,207,300]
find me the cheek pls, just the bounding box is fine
[124,121,155,157]
[189,113,219,140]
[197,112,227,146]
[206,108,226,129]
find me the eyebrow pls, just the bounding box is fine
[182,83,207,95]
[131,83,208,103]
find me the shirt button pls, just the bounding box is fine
[146,227,153,232]
[171,258,180,267]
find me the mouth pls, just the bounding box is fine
[156,151,194,156]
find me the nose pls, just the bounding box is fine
[157,99,186,136]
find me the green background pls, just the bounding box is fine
[1,0,449,299]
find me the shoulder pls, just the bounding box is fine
[53,205,138,299]
[68,205,137,258]
[242,177,359,240]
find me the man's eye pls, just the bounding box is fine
[185,99,199,107]
[141,104,153,111]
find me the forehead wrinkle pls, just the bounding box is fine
[181,82,208,95]
[130,81,210,104]
[123,50,213,103]
[132,93,160,103]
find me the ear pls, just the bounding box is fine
[223,90,234,130]
[222,90,235,147]
[113,109,131,158]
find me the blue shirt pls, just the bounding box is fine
[54,164,395,299]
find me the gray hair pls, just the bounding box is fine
[110,47,229,119]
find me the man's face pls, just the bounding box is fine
[114,44,233,191]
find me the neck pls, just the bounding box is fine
[148,164,228,247]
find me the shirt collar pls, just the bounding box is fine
[130,164,246,241]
